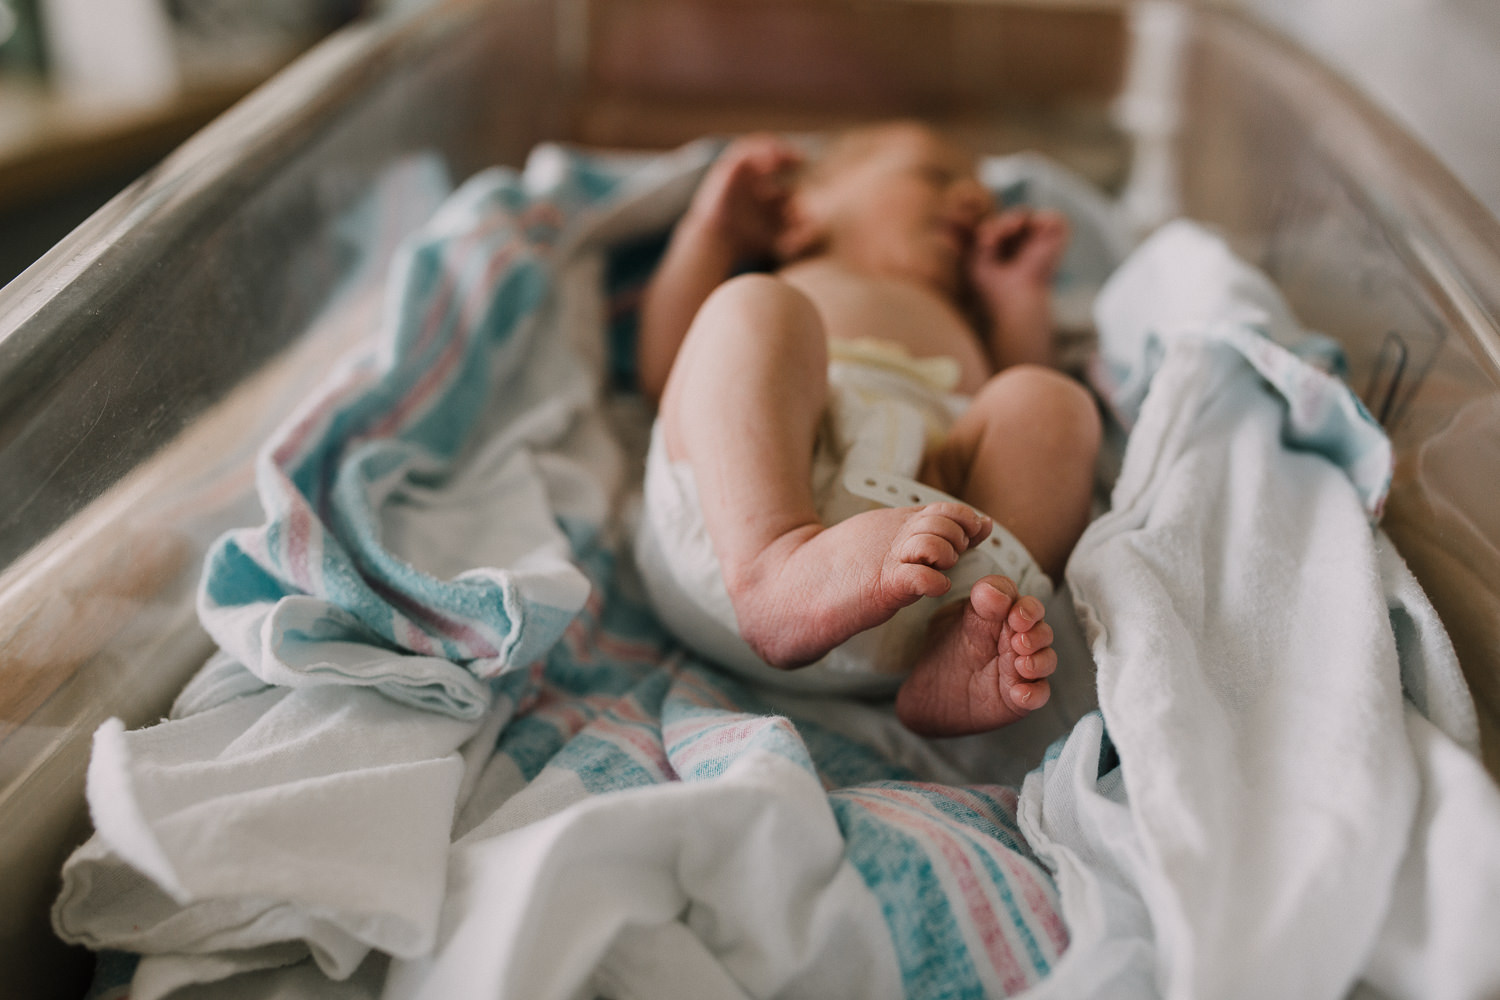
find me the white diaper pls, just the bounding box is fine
[634,344,1053,695]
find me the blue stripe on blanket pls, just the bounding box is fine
[199,149,644,717]
[832,782,1067,998]
[555,727,673,792]
[794,717,924,789]
[494,652,673,789]
[662,667,818,781]
[494,542,675,786]
[834,792,987,998]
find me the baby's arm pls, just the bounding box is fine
[967,208,1069,371]
[637,135,801,404]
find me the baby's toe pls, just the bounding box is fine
[1009,677,1051,712]
[899,531,960,569]
[1007,595,1046,633]
[1014,648,1057,681]
[1022,214,1069,266]
[914,509,971,549]
[899,506,990,569]
[969,576,1019,623]
[889,561,952,600]
[1010,620,1054,657]
[924,503,989,543]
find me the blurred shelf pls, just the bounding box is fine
[0,68,281,214]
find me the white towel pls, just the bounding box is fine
[54,681,480,999]
[1019,220,1500,1000]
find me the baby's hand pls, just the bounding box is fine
[968,208,1069,311]
[683,134,803,262]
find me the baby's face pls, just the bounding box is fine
[798,123,993,296]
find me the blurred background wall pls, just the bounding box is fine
[0,0,375,287]
[1215,0,1500,220]
[1,0,1497,291]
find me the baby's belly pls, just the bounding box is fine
[783,267,994,393]
[826,323,991,395]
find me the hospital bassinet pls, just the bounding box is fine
[1,0,1497,994]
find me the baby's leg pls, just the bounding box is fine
[658,273,991,669]
[897,366,1099,735]
[922,365,1099,579]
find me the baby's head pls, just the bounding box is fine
[777,121,994,297]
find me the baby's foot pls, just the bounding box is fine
[969,208,1069,368]
[894,575,1057,737]
[728,502,991,669]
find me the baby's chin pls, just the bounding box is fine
[870,241,960,295]
[844,243,965,300]
[895,253,966,301]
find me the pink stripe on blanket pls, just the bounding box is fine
[916,783,1070,953]
[407,209,516,360]
[848,786,1040,993]
[588,698,675,781]
[284,498,317,593]
[269,362,377,468]
[367,243,519,442]
[364,572,500,658]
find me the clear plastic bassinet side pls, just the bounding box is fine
[0,2,572,992]
[1162,7,1500,777]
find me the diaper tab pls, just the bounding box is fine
[841,468,1055,603]
[828,337,963,394]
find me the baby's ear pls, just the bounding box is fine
[773,191,828,263]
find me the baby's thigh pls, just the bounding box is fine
[687,274,824,355]
[920,365,1099,573]
[661,274,831,463]
[951,365,1098,460]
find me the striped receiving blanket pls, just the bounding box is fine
[56,143,1098,1000]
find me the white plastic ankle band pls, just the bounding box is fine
[842,468,1055,603]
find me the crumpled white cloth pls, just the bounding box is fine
[1018,220,1500,1000]
[383,748,902,1000]
[53,679,481,999]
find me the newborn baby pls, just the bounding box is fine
[634,122,1100,736]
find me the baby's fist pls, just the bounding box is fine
[686,134,803,262]
[968,208,1069,307]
